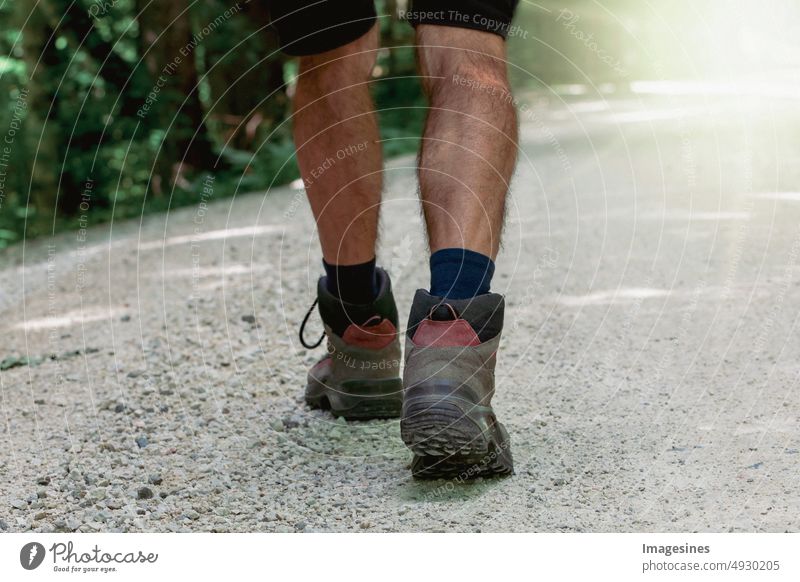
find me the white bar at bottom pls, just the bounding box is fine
[1,533,797,581]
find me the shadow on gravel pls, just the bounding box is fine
[397,477,509,504]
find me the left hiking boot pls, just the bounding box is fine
[400,290,513,479]
[301,267,403,420]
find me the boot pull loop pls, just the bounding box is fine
[428,302,459,321]
[360,315,382,327]
[299,299,325,349]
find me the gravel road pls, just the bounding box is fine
[1,81,799,532]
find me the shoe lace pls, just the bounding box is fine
[299,298,325,349]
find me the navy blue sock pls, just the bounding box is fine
[323,257,379,305]
[429,248,495,300]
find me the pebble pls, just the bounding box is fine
[148,474,163,485]
[10,499,26,510]
[137,487,154,500]
[95,511,112,522]
[136,436,149,448]
[89,488,107,502]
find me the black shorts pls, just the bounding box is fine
[268,0,519,56]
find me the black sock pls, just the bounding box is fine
[430,248,495,300]
[323,257,379,305]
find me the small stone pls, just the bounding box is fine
[269,418,284,432]
[120,314,131,322]
[137,487,154,500]
[295,521,307,530]
[95,511,112,523]
[148,474,163,485]
[283,415,304,429]
[185,510,200,520]
[0,519,7,530]
[66,518,81,531]
[359,521,371,529]
[241,314,256,324]
[89,488,107,501]
[36,476,50,486]
[10,499,26,510]
[114,403,126,413]
[34,511,48,521]
[135,436,148,448]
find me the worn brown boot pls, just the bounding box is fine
[400,290,513,478]
[301,268,403,420]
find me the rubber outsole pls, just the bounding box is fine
[401,397,513,479]
[306,377,403,420]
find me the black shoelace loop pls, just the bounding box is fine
[298,299,325,349]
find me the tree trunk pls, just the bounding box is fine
[14,3,60,228]
[201,0,288,151]
[137,0,217,192]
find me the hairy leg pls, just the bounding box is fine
[293,24,381,265]
[416,25,518,260]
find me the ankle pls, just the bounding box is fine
[429,248,495,300]
[323,257,379,305]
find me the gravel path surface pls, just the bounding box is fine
[2,85,799,533]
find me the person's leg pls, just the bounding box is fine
[293,25,382,270]
[400,8,519,478]
[415,24,518,299]
[270,2,403,419]
[417,25,518,255]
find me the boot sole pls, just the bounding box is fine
[401,396,513,479]
[306,377,403,420]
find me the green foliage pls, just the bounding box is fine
[0,1,428,249]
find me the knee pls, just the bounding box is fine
[416,26,510,101]
[295,25,378,98]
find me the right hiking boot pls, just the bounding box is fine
[301,267,403,420]
[400,290,513,479]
